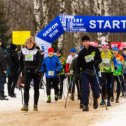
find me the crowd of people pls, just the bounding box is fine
[0,35,126,112]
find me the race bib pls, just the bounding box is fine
[85,55,94,63]
[102,58,110,64]
[25,54,34,61]
[48,71,54,76]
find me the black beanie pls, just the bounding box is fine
[123,48,126,51]
[81,35,90,42]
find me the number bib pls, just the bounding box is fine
[102,58,110,64]
[85,55,94,63]
[48,71,54,76]
[25,54,34,61]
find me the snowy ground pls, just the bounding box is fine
[0,79,126,126]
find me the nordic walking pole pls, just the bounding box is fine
[93,65,108,110]
[20,88,24,106]
[117,75,122,92]
[65,75,73,108]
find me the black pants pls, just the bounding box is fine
[101,72,113,101]
[24,71,39,106]
[46,77,59,96]
[8,74,18,95]
[112,75,122,98]
[58,74,65,96]
[68,75,80,96]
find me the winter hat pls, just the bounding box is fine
[101,42,108,46]
[56,49,63,54]
[70,48,76,53]
[123,48,126,51]
[112,46,119,51]
[48,47,54,53]
[10,44,17,50]
[81,35,90,42]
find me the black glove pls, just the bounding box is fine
[114,66,118,70]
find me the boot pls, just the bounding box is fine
[47,95,51,103]
[21,105,28,111]
[80,103,84,109]
[83,105,89,111]
[116,97,119,103]
[93,98,98,109]
[107,100,111,106]
[0,91,8,100]
[111,96,114,102]
[33,105,38,111]
[55,95,58,101]
[100,99,105,105]
[59,95,62,99]
[121,92,124,97]
[78,94,81,100]
[10,93,16,98]
[71,93,74,101]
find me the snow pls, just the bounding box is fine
[1,78,126,126]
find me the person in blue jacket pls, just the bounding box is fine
[41,47,62,103]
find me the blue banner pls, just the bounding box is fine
[37,16,65,43]
[37,15,126,43]
[60,15,126,32]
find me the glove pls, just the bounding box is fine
[114,66,118,70]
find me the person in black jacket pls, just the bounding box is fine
[6,44,19,97]
[77,35,102,111]
[0,39,7,100]
[19,37,41,111]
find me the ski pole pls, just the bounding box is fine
[93,65,108,110]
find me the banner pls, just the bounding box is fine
[35,36,51,57]
[12,31,31,45]
[36,15,126,51]
[111,42,126,50]
[37,16,65,43]
[60,15,126,33]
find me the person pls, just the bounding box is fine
[0,39,7,100]
[69,56,80,100]
[41,47,62,103]
[6,43,19,97]
[121,48,126,96]
[112,46,124,103]
[100,42,114,106]
[77,35,102,111]
[19,37,41,111]
[65,48,78,100]
[65,48,78,74]
[56,49,66,99]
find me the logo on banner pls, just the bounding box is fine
[41,44,48,51]
[60,15,86,32]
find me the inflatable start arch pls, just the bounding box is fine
[35,15,126,52]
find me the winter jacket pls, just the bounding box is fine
[0,47,6,76]
[58,56,66,75]
[100,50,114,73]
[113,54,124,76]
[6,47,19,77]
[41,55,62,78]
[65,54,78,73]
[77,46,102,71]
[69,57,80,80]
[122,54,126,74]
[19,46,42,73]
